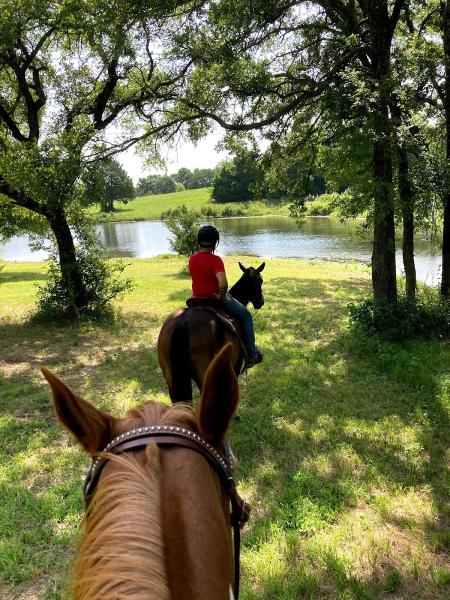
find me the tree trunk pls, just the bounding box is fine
[368,4,397,304]
[402,207,416,298]
[101,195,114,212]
[47,208,90,313]
[442,196,450,297]
[442,1,450,298]
[391,104,416,299]
[372,131,397,303]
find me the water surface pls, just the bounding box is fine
[0,216,442,285]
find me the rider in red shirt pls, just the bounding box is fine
[189,225,263,367]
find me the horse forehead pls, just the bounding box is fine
[247,268,262,281]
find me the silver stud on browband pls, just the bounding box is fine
[95,424,230,472]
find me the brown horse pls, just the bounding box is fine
[158,261,265,403]
[42,344,248,600]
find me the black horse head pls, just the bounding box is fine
[229,262,265,309]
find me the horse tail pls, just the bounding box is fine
[169,318,192,402]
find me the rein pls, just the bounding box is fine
[83,424,249,599]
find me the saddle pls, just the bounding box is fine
[186,297,248,364]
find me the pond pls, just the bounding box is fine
[0,215,442,285]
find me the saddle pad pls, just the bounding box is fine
[186,299,248,362]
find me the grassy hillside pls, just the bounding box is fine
[87,187,213,221]
[87,187,291,222]
[1,257,449,599]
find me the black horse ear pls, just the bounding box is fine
[238,262,246,273]
[257,262,265,272]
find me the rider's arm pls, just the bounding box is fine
[215,271,228,301]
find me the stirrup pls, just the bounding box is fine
[245,348,263,369]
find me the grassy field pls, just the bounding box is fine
[1,257,449,599]
[87,186,294,222]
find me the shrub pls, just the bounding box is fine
[36,230,132,320]
[163,206,201,257]
[349,294,450,341]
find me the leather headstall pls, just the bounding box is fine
[82,423,249,599]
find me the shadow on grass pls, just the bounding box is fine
[230,276,449,599]
[1,269,47,283]
[0,312,169,419]
[242,535,429,600]
[1,272,448,598]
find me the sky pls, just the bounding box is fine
[118,130,229,183]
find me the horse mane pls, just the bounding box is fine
[72,401,197,600]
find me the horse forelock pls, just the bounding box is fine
[72,401,198,600]
[129,400,198,431]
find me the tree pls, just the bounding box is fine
[212,147,265,202]
[83,159,135,213]
[171,167,216,189]
[137,174,176,195]
[163,205,200,257]
[0,0,198,317]
[173,0,410,304]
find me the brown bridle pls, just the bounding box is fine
[83,424,250,599]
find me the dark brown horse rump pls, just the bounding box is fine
[158,262,265,403]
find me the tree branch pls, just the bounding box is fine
[6,50,42,140]
[0,104,29,141]
[91,58,121,128]
[0,174,43,214]
[390,0,405,31]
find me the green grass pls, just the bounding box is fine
[88,187,213,221]
[87,186,291,222]
[1,258,449,599]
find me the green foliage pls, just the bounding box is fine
[175,182,186,192]
[36,231,132,320]
[171,167,216,190]
[0,197,48,239]
[349,293,450,341]
[82,158,135,213]
[163,205,201,257]
[137,174,176,195]
[212,147,267,202]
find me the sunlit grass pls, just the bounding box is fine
[0,257,449,599]
[87,187,213,221]
[86,187,291,222]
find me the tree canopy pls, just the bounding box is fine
[2,0,450,313]
[83,159,135,212]
[0,0,201,316]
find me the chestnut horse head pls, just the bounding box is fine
[42,344,248,600]
[158,262,265,403]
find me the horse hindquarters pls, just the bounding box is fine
[158,309,239,403]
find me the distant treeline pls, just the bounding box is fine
[137,168,216,195]
[137,152,326,202]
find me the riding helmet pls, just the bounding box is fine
[198,224,219,248]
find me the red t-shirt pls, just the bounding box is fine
[189,252,225,296]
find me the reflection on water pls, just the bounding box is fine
[0,215,443,285]
[99,221,171,258]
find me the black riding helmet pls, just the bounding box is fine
[198,224,219,249]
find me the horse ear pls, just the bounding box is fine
[257,262,265,272]
[41,368,116,455]
[198,343,239,447]
[238,262,246,273]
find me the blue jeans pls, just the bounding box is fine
[222,295,257,358]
